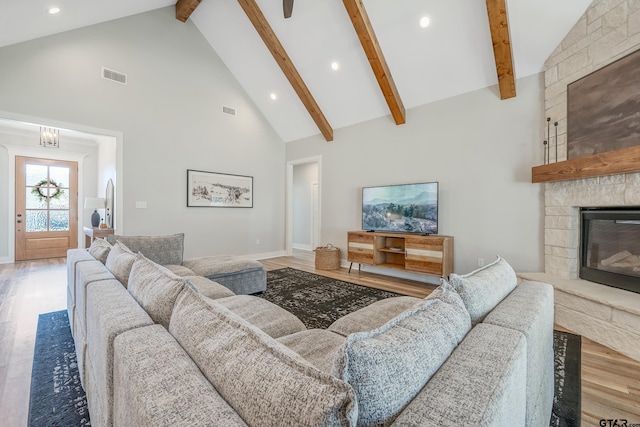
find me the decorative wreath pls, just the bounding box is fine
[31,179,64,201]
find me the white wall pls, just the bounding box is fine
[286,73,545,277]
[293,162,318,249]
[0,7,285,260]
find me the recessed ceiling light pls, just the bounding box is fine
[48,7,61,14]
[419,16,430,28]
[270,93,277,100]
[331,62,340,71]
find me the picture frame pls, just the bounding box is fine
[187,169,253,208]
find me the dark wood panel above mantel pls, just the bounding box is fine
[531,145,640,183]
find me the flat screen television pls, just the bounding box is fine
[362,182,438,234]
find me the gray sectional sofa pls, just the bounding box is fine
[67,234,555,427]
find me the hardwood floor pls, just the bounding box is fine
[1,250,639,426]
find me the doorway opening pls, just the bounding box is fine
[286,156,321,256]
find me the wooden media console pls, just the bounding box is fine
[347,231,453,278]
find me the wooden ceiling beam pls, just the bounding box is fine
[237,0,333,141]
[342,0,405,125]
[176,0,202,22]
[485,0,516,99]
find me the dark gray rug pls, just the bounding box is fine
[29,268,581,426]
[28,310,90,426]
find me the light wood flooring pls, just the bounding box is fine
[1,250,639,426]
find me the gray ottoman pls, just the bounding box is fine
[182,256,266,295]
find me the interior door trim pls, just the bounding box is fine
[2,144,88,263]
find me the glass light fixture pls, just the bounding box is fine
[40,127,60,148]
[420,16,430,28]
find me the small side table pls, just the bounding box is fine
[84,226,114,248]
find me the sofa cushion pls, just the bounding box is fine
[333,282,471,427]
[392,323,527,427]
[215,294,307,338]
[449,256,518,322]
[105,241,136,287]
[328,296,422,336]
[169,287,357,427]
[88,238,112,264]
[84,280,154,427]
[483,280,555,427]
[128,254,186,329]
[181,255,266,294]
[113,325,248,427]
[277,329,346,375]
[184,276,235,299]
[107,233,184,266]
[163,264,196,277]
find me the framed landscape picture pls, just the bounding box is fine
[187,169,253,208]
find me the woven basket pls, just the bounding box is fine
[314,244,341,270]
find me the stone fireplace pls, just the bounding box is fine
[519,174,640,363]
[518,0,640,363]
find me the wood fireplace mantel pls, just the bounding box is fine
[531,145,640,183]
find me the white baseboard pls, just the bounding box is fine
[237,250,288,261]
[0,256,13,264]
[292,243,312,251]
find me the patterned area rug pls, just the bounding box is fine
[551,330,582,427]
[260,268,401,329]
[28,310,91,426]
[28,268,581,426]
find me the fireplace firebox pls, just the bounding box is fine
[580,207,640,294]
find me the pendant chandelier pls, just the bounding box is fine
[40,126,60,148]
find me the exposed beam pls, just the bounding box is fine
[485,0,516,99]
[237,0,333,141]
[175,0,202,22]
[342,0,405,125]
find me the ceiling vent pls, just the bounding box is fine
[102,67,127,85]
[222,105,237,116]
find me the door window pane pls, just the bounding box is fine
[49,210,69,231]
[49,166,70,188]
[49,187,69,209]
[25,164,48,186]
[26,210,48,232]
[25,188,48,209]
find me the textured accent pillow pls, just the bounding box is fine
[105,241,137,287]
[169,287,357,427]
[107,234,184,266]
[333,284,471,427]
[88,238,112,264]
[128,254,186,329]
[449,256,518,322]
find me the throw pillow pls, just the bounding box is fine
[333,283,471,427]
[127,254,186,329]
[107,234,184,266]
[105,241,137,287]
[448,255,518,322]
[88,238,112,264]
[169,287,357,427]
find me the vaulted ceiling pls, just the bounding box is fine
[0,0,592,142]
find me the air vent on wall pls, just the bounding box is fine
[102,67,127,85]
[222,105,237,116]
